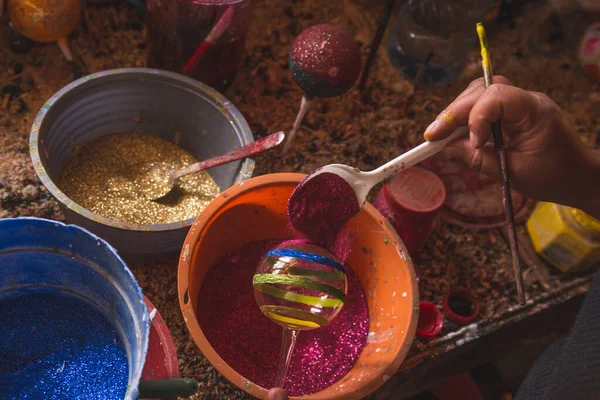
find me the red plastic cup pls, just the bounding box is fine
[141,296,180,400]
[374,167,446,255]
[443,289,481,325]
[417,301,443,338]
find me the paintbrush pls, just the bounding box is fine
[476,23,525,306]
[357,0,397,94]
[182,5,235,76]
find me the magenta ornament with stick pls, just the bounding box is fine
[283,24,362,153]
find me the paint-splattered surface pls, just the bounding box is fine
[0,0,599,399]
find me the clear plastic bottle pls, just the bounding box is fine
[387,0,493,86]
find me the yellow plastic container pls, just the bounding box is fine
[527,202,600,273]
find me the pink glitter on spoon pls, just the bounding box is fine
[288,127,469,245]
[287,171,360,249]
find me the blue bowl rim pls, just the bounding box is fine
[29,68,255,232]
[0,216,150,400]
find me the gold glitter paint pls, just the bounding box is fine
[441,111,456,125]
[60,132,220,225]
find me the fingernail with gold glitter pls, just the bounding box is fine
[424,120,438,140]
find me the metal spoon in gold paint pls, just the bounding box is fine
[140,131,285,201]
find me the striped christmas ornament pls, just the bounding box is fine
[253,243,348,330]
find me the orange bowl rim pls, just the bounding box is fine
[178,172,419,399]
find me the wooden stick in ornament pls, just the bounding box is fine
[282,95,313,154]
[357,0,397,94]
[182,5,235,75]
[476,23,525,306]
[57,37,74,62]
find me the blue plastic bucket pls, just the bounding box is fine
[0,217,150,399]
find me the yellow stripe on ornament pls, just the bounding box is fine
[260,305,330,328]
[254,283,343,308]
[253,274,347,302]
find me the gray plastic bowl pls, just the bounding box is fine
[30,68,255,261]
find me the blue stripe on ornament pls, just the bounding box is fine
[265,248,345,273]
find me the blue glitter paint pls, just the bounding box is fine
[0,292,129,400]
[265,248,345,272]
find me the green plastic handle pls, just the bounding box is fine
[137,378,199,398]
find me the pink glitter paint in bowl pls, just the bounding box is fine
[199,170,365,395]
[178,173,419,400]
[197,239,369,396]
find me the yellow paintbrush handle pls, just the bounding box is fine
[476,23,494,88]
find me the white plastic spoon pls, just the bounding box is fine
[300,126,468,207]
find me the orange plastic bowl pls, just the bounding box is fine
[178,173,419,399]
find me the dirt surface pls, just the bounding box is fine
[1,0,599,398]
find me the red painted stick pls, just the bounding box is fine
[173,131,285,179]
[182,5,235,75]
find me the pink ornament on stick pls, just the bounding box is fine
[283,24,362,154]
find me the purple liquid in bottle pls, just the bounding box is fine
[146,0,255,92]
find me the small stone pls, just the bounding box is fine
[9,29,35,53]
[392,81,408,93]
[314,130,328,140]
[589,92,600,103]
[13,62,24,74]
[1,85,22,95]
[20,77,35,92]
[22,184,39,201]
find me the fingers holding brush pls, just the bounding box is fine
[425,78,588,207]
[423,76,513,143]
[468,84,541,149]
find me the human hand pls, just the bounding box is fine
[267,387,289,400]
[423,76,600,219]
